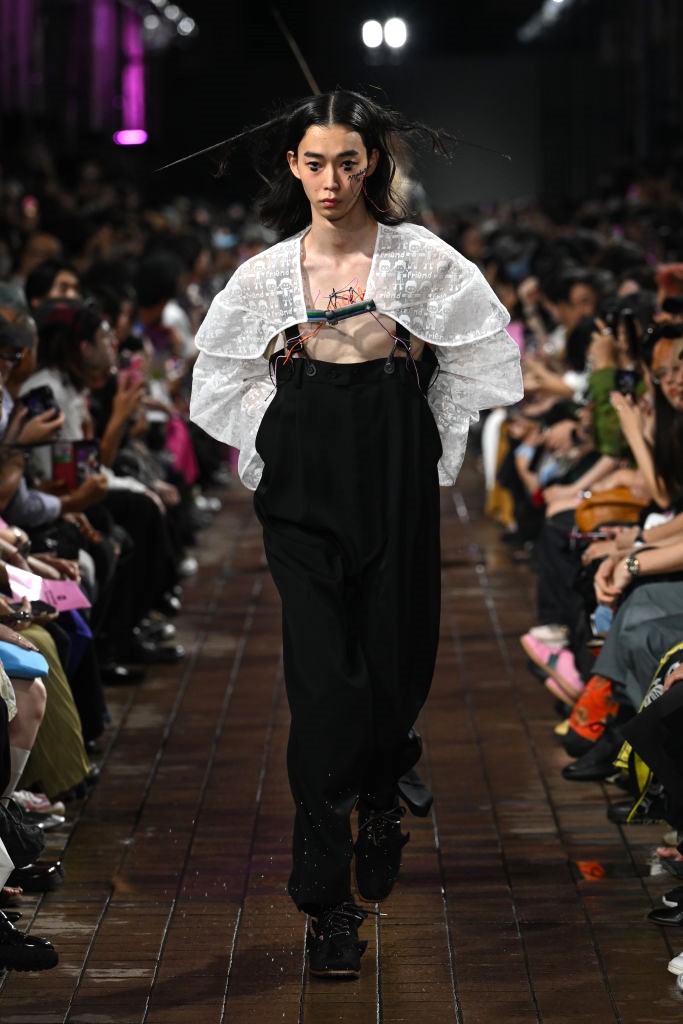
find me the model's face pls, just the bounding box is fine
[651,337,683,410]
[287,124,378,223]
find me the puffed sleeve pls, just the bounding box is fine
[190,271,277,491]
[426,265,523,485]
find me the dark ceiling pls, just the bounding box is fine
[183,1,544,63]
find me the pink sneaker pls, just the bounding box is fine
[520,634,584,703]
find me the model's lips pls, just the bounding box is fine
[321,199,339,207]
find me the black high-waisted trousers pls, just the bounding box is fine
[253,349,442,911]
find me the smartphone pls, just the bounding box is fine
[119,352,145,388]
[27,600,57,617]
[52,440,100,488]
[73,440,100,483]
[615,368,638,398]
[52,440,76,489]
[0,606,31,624]
[20,385,58,420]
[9,599,56,617]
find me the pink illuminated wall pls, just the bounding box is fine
[0,0,37,110]
[118,6,147,143]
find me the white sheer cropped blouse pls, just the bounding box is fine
[190,221,523,490]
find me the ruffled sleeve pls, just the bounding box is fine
[190,267,277,490]
[425,266,524,485]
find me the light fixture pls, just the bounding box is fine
[518,0,585,43]
[177,16,196,36]
[383,17,407,48]
[113,129,148,145]
[362,20,383,48]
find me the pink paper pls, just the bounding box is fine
[6,565,91,611]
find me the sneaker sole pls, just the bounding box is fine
[521,637,583,703]
[309,965,361,979]
[667,961,683,976]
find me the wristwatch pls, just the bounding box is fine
[625,553,640,578]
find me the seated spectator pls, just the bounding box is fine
[22,299,185,667]
[24,259,81,307]
[0,686,58,971]
[522,321,683,779]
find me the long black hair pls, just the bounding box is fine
[33,298,103,388]
[231,90,452,237]
[643,321,683,508]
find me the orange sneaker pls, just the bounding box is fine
[564,675,618,757]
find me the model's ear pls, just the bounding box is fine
[365,148,380,177]
[287,150,301,180]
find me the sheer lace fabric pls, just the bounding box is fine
[190,222,523,490]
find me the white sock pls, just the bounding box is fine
[3,747,30,799]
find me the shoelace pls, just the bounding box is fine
[315,902,370,940]
[359,806,405,847]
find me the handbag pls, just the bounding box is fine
[575,486,648,533]
[0,798,45,867]
[0,642,49,679]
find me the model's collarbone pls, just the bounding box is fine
[301,254,374,312]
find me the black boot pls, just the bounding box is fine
[354,804,409,901]
[561,722,623,781]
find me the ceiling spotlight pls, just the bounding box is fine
[164,4,181,21]
[383,17,407,48]
[177,15,196,36]
[362,20,383,48]
[143,14,160,30]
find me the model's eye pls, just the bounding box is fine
[306,162,320,172]
[342,162,356,172]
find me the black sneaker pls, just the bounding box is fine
[0,911,58,972]
[606,794,668,825]
[663,885,683,908]
[307,901,368,979]
[354,804,409,902]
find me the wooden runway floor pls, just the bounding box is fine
[1,457,682,1023]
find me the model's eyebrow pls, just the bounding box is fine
[302,149,360,158]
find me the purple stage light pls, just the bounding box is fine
[115,7,147,144]
[113,129,148,146]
